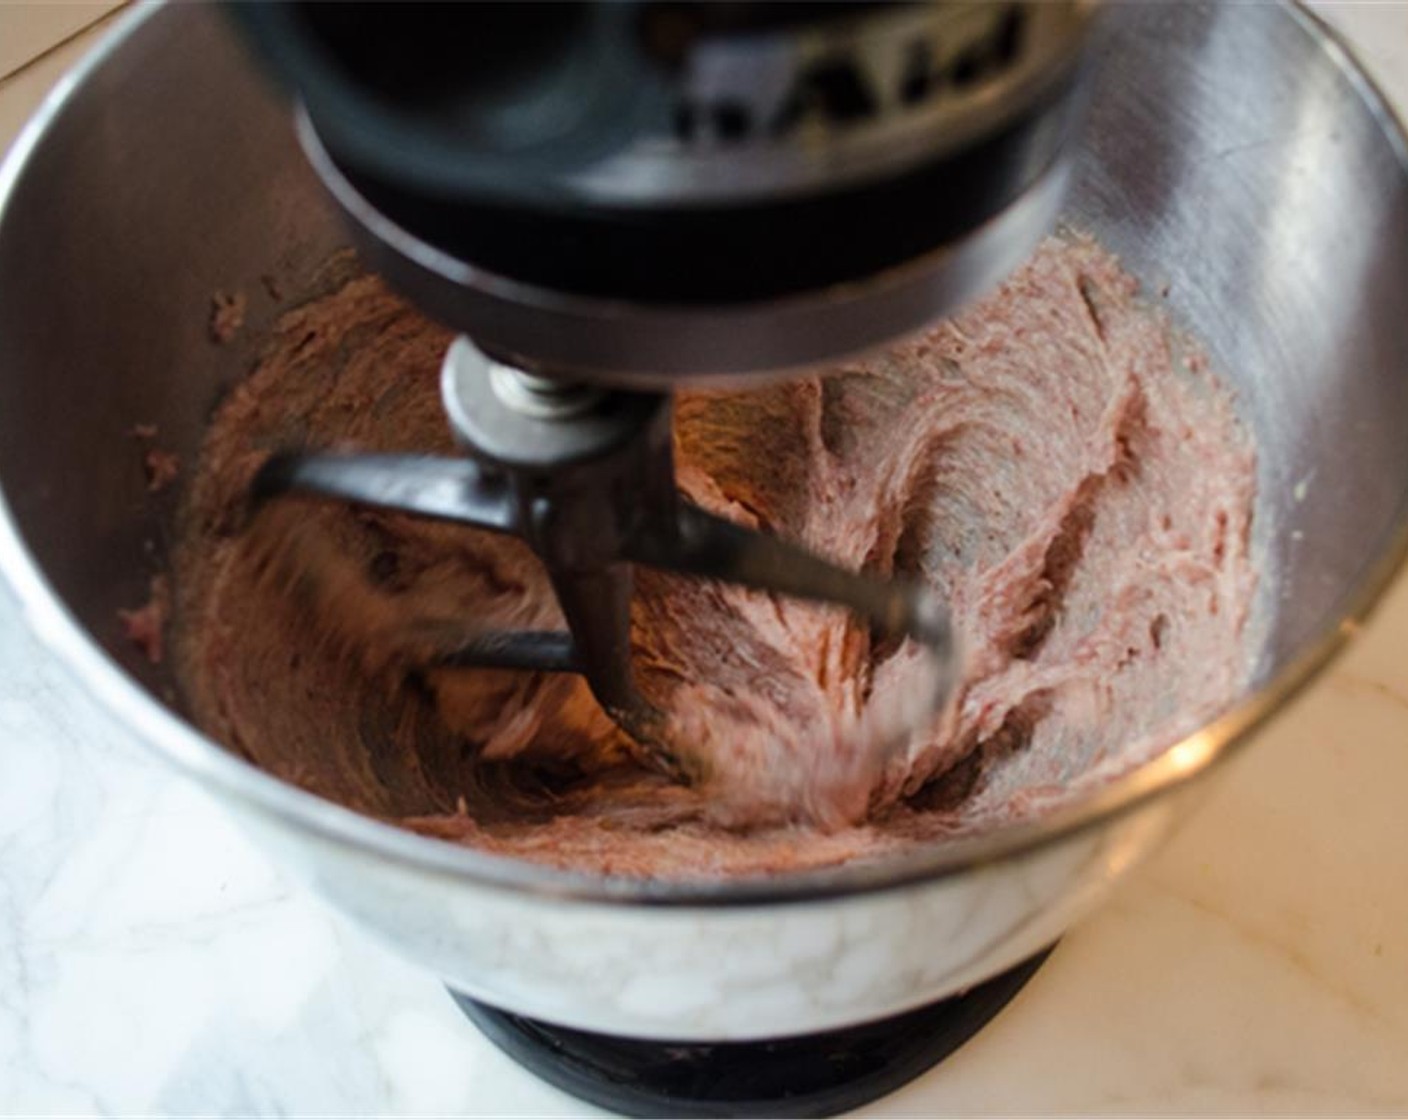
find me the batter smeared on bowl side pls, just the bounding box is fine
[173,237,1259,879]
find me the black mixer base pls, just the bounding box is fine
[448,945,1055,1118]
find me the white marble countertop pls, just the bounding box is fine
[3,4,1408,1115]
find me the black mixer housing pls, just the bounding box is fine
[231,1,1098,379]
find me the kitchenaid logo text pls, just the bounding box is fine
[673,4,1027,145]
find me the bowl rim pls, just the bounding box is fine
[1,0,1406,908]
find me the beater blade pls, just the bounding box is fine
[251,336,961,771]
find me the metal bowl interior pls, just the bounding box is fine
[0,1,1406,907]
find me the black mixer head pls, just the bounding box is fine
[229,1,1101,383]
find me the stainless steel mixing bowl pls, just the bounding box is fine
[1,2,1405,1041]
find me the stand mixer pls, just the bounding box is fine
[229,1,1098,763]
[5,2,1408,1116]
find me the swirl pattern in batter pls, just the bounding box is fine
[174,236,1259,879]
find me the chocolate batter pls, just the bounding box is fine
[173,237,1259,879]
